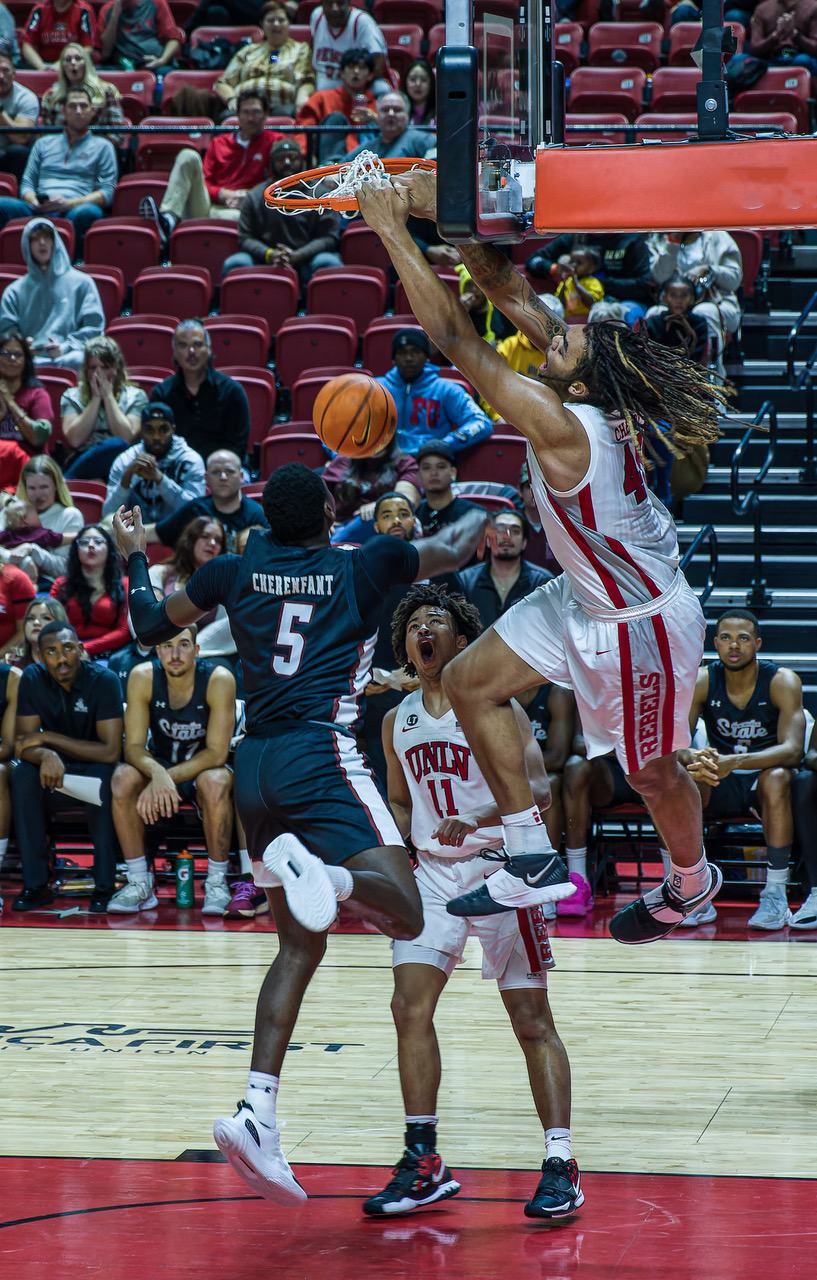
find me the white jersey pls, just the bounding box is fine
[393,690,504,860]
[528,402,680,616]
[310,7,388,90]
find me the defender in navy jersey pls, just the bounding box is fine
[108,626,237,917]
[0,660,20,914]
[113,462,487,1207]
[682,610,804,931]
[359,172,730,943]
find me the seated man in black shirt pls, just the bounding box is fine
[150,320,251,465]
[455,509,552,630]
[11,621,124,913]
[414,439,483,536]
[146,449,267,552]
[108,625,237,917]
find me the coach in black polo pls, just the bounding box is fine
[11,622,124,914]
[149,319,251,464]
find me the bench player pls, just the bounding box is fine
[362,583,582,1221]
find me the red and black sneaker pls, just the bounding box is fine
[524,1157,585,1219]
[362,1148,461,1216]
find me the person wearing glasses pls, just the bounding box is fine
[50,523,130,659]
[148,320,251,465]
[0,332,53,489]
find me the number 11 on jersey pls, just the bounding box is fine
[427,777,459,819]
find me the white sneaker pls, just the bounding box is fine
[202,877,231,915]
[678,901,717,928]
[261,833,337,932]
[213,1101,307,1206]
[789,889,817,930]
[107,878,158,913]
[748,886,791,930]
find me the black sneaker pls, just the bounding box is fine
[12,884,55,911]
[138,194,174,253]
[609,864,723,945]
[362,1148,461,1216]
[524,1157,584,1219]
[89,888,114,913]
[446,852,574,918]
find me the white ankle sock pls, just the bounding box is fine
[545,1127,571,1162]
[660,848,671,878]
[325,864,353,901]
[128,855,149,882]
[565,847,587,879]
[238,848,252,874]
[766,867,788,890]
[247,1071,279,1127]
[668,853,710,900]
[501,806,551,856]
[207,858,226,883]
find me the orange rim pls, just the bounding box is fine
[264,157,437,212]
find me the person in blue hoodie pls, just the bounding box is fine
[377,328,493,457]
[0,219,104,371]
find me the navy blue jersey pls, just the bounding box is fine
[148,658,214,766]
[186,530,419,735]
[701,660,779,756]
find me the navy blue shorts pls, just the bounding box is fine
[234,723,403,866]
[703,768,759,820]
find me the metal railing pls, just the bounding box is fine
[786,287,817,484]
[730,399,778,608]
[679,522,719,606]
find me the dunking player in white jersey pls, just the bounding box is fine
[362,583,582,1222]
[360,172,727,944]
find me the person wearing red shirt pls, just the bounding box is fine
[296,47,378,165]
[139,89,281,249]
[50,523,130,657]
[0,562,36,651]
[22,0,96,70]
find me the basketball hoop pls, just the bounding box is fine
[264,151,437,217]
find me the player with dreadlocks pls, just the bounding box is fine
[358,171,723,944]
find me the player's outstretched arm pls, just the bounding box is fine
[412,504,488,581]
[382,705,413,839]
[113,506,207,646]
[358,183,581,464]
[393,171,568,350]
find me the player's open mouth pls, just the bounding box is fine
[418,637,435,664]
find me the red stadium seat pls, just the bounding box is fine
[107,316,179,366]
[553,22,583,74]
[373,0,442,36]
[0,217,74,264]
[260,432,328,478]
[112,173,168,217]
[100,69,158,123]
[66,489,104,524]
[587,22,664,72]
[274,317,357,388]
[220,267,299,331]
[14,69,55,96]
[733,66,811,133]
[83,220,160,286]
[616,0,669,20]
[427,22,506,63]
[204,315,271,367]
[340,223,394,275]
[566,112,630,144]
[169,219,239,278]
[78,265,126,325]
[379,23,424,77]
[648,67,701,114]
[128,366,173,396]
[455,435,528,487]
[567,67,647,121]
[307,267,388,333]
[393,267,459,315]
[0,264,26,299]
[133,265,213,317]
[135,117,212,171]
[160,69,222,111]
[189,23,263,47]
[667,20,744,65]
[437,367,476,398]
[0,173,18,199]
[291,366,373,420]
[220,367,276,453]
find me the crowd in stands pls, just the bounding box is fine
[0,0,814,931]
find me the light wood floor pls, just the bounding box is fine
[3,927,817,1178]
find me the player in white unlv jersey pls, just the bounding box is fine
[362,584,583,1223]
[360,173,726,946]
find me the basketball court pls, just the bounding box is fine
[5,0,817,1274]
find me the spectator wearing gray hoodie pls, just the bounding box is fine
[0,219,104,371]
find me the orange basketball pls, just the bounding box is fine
[313,372,397,458]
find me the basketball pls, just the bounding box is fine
[313,372,397,458]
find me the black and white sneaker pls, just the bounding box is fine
[362,1148,461,1216]
[446,851,575,917]
[524,1157,584,1219]
[138,194,174,252]
[609,864,723,945]
[213,1100,307,1206]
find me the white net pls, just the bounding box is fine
[272,150,408,218]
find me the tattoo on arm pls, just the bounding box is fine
[519,284,569,341]
[457,242,568,342]
[456,243,516,290]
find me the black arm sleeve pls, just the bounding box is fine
[353,537,420,618]
[126,552,183,646]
